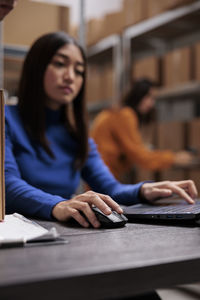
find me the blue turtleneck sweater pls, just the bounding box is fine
[5,105,143,220]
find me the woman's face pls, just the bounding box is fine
[44,43,85,110]
[137,88,156,115]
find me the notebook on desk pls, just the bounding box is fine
[123,198,200,223]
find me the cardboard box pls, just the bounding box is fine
[194,42,200,81]
[186,118,200,192]
[86,63,114,103]
[187,170,200,194]
[163,47,192,87]
[166,0,196,10]
[187,118,200,155]
[157,121,186,181]
[0,90,5,221]
[85,66,102,103]
[4,57,23,95]
[69,25,78,40]
[146,0,170,18]
[4,0,70,46]
[103,11,124,38]
[87,18,105,46]
[134,121,157,182]
[123,0,146,27]
[101,63,114,101]
[132,56,160,83]
[157,121,185,151]
[146,0,196,18]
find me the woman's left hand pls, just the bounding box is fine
[140,180,198,204]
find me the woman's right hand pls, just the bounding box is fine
[52,191,123,228]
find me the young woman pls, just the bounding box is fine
[91,78,193,180]
[5,32,197,228]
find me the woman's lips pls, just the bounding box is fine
[59,86,73,95]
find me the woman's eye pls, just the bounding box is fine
[75,69,84,76]
[52,61,65,67]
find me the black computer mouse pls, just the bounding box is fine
[92,206,128,228]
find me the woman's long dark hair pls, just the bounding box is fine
[18,32,88,169]
[122,78,158,124]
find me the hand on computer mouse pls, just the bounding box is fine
[91,206,127,228]
[52,190,124,228]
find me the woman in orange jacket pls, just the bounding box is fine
[91,78,193,180]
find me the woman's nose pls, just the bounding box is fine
[63,67,74,81]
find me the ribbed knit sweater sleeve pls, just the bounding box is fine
[82,139,144,205]
[5,111,66,220]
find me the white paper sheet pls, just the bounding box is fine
[0,213,59,244]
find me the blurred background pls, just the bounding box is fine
[1,0,200,187]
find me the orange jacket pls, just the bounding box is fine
[91,107,175,179]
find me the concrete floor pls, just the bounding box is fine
[157,283,200,299]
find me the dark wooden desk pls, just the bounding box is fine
[1,221,200,300]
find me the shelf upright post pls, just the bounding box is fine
[0,22,3,89]
[79,0,86,50]
[112,36,123,104]
[122,33,131,93]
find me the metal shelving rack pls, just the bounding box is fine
[122,1,200,86]
[4,44,28,58]
[87,34,122,113]
[86,1,200,116]
[121,0,200,121]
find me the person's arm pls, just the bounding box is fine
[5,120,65,220]
[82,139,197,206]
[81,139,145,205]
[5,115,124,227]
[113,108,175,170]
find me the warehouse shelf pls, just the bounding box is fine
[4,44,28,58]
[155,81,200,122]
[87,34,122,109]
[157,81,200,101]
[123,1,200,59]
[87,34,121,57]
[122,1,200,88]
